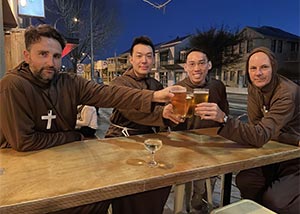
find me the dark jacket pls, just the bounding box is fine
[172,77,229,131]
[0,62,155,151]
[105,69,165,138]
[219,74,300,147]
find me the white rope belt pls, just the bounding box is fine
[110,123,138,137]
[110,123,157,137]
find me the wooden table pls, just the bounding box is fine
[1,128,299,214]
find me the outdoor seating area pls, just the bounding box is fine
[1,128,299,213]
[1,1,299,214]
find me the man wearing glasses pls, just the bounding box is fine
[172,48,229,212]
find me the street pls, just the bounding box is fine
[227,93,248,120]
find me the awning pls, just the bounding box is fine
[3,0,18,29]
[62,37,79,58]
[62,43,78,58]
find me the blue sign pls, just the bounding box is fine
[18,0,45,18]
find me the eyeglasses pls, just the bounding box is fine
[187,60,208,69]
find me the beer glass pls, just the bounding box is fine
[193,88,209,104]
[170,87,188,119]
[185,92,195,118]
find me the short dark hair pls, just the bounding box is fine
[25,24,66,51]
[130,36,155,55]
[186,48,210,61]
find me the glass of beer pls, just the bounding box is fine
[170,87,188,119]
[193,88,209,104]
[185,92,195,118]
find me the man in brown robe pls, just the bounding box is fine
[196,47,300,214]
[105,36,183,214]
[0,25,181,214]
[172,48,229,213]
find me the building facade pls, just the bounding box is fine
[221,26,300,87]
[102,26,299,87]
[153,35,190,87]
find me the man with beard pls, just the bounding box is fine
[0,24,181,214]
[196,47,300,214]
[171,48,229,213]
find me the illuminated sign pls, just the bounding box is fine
[18,0,45,18]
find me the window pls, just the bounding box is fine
[237,70,244,85]
[246,40,253,53]
[225,46,234,56]
[174,72,181,84]
[277,40,283,53]
[179,50,187,63]
[159,72,168,87]
[160,50,169,65]
[230,71,235,81]
[223,70,228,81]
[290,42,299,52]
[271,40,276,52]
[239,42,244,54]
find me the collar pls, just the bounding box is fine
[124,68,148,81]
[182,77,208,89]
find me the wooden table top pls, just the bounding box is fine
[1,128,299,213]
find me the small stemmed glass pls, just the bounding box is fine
[144,139,162,167]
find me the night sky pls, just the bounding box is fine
[99,0,299,59]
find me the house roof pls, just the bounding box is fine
[117,35,191,56]
[161,35,191,45]
[246,26,300,40]
[159,35,191,48]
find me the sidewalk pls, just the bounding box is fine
[163,175,241,214]
[95,108,112,138]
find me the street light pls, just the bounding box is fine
[73,17,79,23]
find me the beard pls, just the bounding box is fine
[35,66,58,82]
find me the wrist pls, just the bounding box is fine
[221,113,228,124]
[152,91,160,102]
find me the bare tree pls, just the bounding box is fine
[46,0,120,72]
[189,25,245,77]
